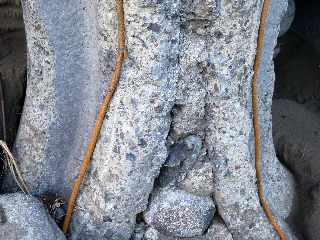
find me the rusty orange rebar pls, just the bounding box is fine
[252,0,286,239]
[62,0,127,233]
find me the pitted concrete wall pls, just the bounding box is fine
[2,0,296,239]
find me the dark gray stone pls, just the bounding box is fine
[158,136,202,187]
[165,135,202,168]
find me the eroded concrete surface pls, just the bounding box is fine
[1,0,298,239]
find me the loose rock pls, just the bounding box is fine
[144,188,215,238]
[0,192,65,240]
[143,216,233,240]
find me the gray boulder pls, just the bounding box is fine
[144,188,215,238]
[143,216,233,240]
[0,192,65,240]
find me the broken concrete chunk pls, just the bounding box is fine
[0,192,65,240]
[2,0,106,199]
[205,0,295,238]
[69,1,179,239]
[4,0,297,239]
[144,188,215,238]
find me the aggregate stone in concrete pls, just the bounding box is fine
[158,135,203,187]
[164,135,202,168]
[202,216,233,240]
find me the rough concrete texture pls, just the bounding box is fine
[70,1,179,239]
[4,0,296,239]
[256,0,295,222]
[144,188,215,237]
[205,0,295,238]
[203,217,233,240]
[0,192,65,240]
[3,0,106,197]
[179,161,215,196]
